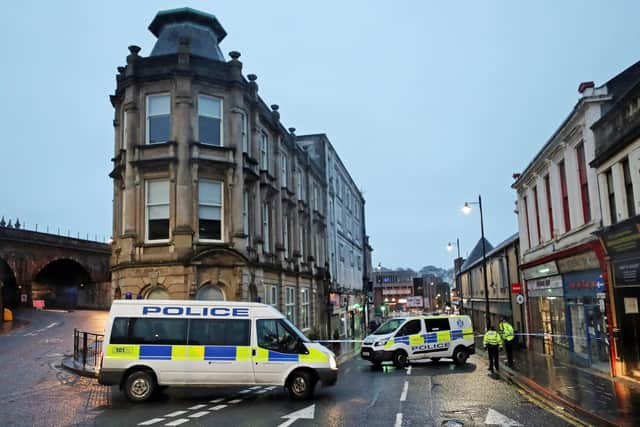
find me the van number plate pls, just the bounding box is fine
[362,351,370,356]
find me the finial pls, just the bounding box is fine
[0,216,5,227]
[7,219,12,228]
[229,51,241,60]
[289,127,296,135]
[117,66,125,73]
[128,45,141,55]
[271,104,279,111]
[247,74,257,82]
[14,218,20,229]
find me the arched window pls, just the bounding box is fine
[146,286,170,300]
[196,283,225,301]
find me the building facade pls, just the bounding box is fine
[458,235,523,336]
[591,78,640,380]
[109,8,344,336]
[512,63,640,373]
[297,134,368,338]
[371,269,417,318]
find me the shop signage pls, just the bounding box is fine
[563,269,602,297]
[511,283,523,294]
[382,287,412,295]
[406,296,423,307]
[613,259,640,287]
[601,217,640,256]
[527,275,563,297]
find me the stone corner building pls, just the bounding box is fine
[108,8,370,337]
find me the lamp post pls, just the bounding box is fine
[463,195,491,329]
[447,238,462,313]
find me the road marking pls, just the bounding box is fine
[484,408,522,426]
[211,404,227,411]
[164,411,187,417]
[250,385,263,390]
[406,366,412,375]
[188,404,207,410]
[189,411,209,418]
[278,404,315,427]
[255,388,269,394]
[394,413,403,427]
[228,399,243,404]
[209,398,225,403]
[46,322,58,329]
[138,419,165,425]
[165,419,189,426]
[265,386,277,390]
[239,389,252,394]
[400,381,408,401]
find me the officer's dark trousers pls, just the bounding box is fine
[504,339,514,366]
[487,345,500,372]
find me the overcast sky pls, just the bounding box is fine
[3,1,640,271]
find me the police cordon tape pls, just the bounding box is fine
[314,332,610,344]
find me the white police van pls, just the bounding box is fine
[99,300,337,402]
[360,315,474,368]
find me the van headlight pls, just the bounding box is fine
[329,354,337,370]
[374,339,388,347]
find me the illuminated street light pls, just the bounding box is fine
[462,202,472,215]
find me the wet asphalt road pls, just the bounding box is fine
[1,310,574,427]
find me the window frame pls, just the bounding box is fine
[285,287,296,323]
[523,195,531,248]
[241,111,249,154]
[281,153,288,188]
[533,185,542,243]
[262,202,270,253]
[544,174,554,239]
[300,288,310,330]
[146,93,171,145]
[242,190,249,235]
[623,158,635,218]
[607,169,617,224]
[145,179,170,243]
[576,143,591,223]
[197,94,223,146]
[198,179,224,243]
[559,160,571,232]
[260,131,269,171]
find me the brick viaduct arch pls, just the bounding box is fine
[0,226,111,309]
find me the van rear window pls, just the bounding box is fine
[189,319,250,346]
[425,318,450,332]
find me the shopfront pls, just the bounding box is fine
[598,216,640,379]
[525,272,567,358]
[563,269,609,372]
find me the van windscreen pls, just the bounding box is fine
[372,318,405,335]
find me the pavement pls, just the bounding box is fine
[474,337,640,427]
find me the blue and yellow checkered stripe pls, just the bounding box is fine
[384,328,473,348]
[105,344,328,364]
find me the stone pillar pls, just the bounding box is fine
[173,77,194,255]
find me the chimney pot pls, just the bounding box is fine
[578,81,595,94]
[128,45,141,55]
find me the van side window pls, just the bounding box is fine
[257,319,300,354]
[425,318,450,332]
[396,319,421,337]
[110,318,188,345]
[188,319,250,346]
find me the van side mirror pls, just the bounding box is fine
[297,338,309,354]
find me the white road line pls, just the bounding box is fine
[209,398,225,403]
[406,366,412,376]
[211,404,228,411]
[227,399,243,404]
[165,419,189,427]
[250,385,263,390]
[400,381,408,401]
[255,389,268,394]
[265,386,277,390]
[239,389,252,394]
[46,322,58,329]
[138,419,165,426]
[394,413,403,427]
[189,411,209,418]
[188,404,207,410]
[164,411,187,417]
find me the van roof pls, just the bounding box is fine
[111,300,269,307]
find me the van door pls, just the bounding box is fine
[394,319,424,360]
[185,318,253,385]
[253,318,304,384]
[424,318,452,358]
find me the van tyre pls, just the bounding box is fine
[453,347,468,366]
[124,370,156,403]
[287,370,315,400]
[392,350,408,368]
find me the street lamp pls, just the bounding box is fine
[462,195,491,329]
[447,238,463,313]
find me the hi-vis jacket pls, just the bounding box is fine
[499,322,515,342]
[483,330,503,348]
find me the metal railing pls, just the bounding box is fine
[73,328,104,369]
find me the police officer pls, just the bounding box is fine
[499,317,515,367]
[483,325,503,373]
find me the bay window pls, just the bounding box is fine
[198,180,223,241]
[198,95,222,146]
[146,94,171,144]
[146,180,170,241]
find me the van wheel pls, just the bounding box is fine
[392,350,408,368]
[287,370,315,400]
[124,370,156,403]
[453,347,468,366]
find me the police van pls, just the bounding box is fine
[360,315,474,368]
[98,300,338,402]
